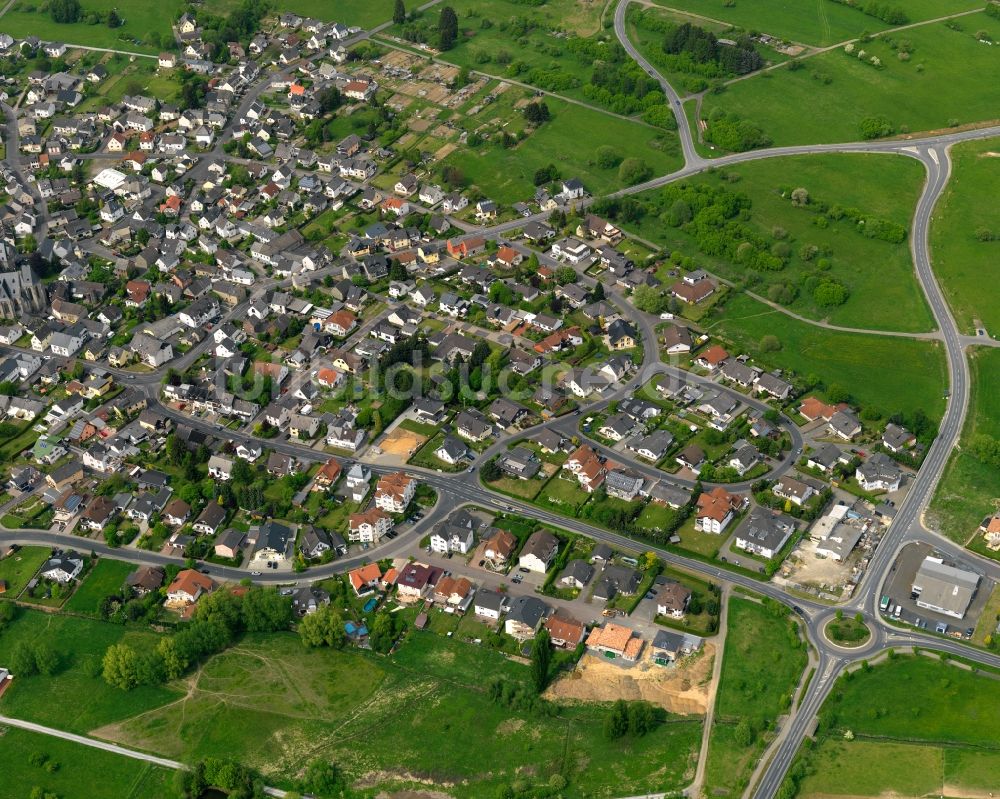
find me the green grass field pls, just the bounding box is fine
[98,631,701,797]
[0,610,180,733]
[787,655,1000,797]
[709,293,948,422]
[63,558,135,616]
[0,727,176,799]
[928,347,1000,543]
[630,153,933,332]
[652,0,980,46]
[0,0,184,53]
[286,0,395,28]
[0,546,50,596]
[703,596,806,796]
[931,136,1000,335]
[700,13,1000,147]
[387,0,607,94]
[440,96,682,205]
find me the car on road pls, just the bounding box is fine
[250,571,261,576]
[659,312,674,320]
[511,575,523,584]
[518,567,530,573]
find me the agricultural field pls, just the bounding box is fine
[0,609,180,733]
[96,630,702,797]
[627,152,933,332]
[784,655,1000,798]
[0,546,50,596]
[709,293,948,422]
[930,136,1000,335]
[63,558,135,616]
[652,0,981,47]
[700,13,1000,147]
[440,94,682,205]
[0,727,176,799]
[928,347,1000,545]
[0,0,184,53]
[703,595,807,797]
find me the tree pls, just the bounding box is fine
[369,610,399,654]
[438,6,459,50]
[299,759,347,796]
[859,116,894,140]
[389,259,408,281]
[592,281,605,301]
[631,284,667,314]
[299,605,347,648]
[734,718,754,746]
[530,628,552,693]
[480,457,501,482]
[523,101,551,125]
[11,641,39,676]
[596,145,622,169]
[102,643,142,690]
[618,157,652,186]
[107,7,122,27]
[157,637,189,681]
[790,187,809,206]
[49,0,82,23]
[759,334,781,352]
[393,0,406,24]
[604,699,629,739]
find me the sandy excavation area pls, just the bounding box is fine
[380,428,428,458]
[545,645,715,715]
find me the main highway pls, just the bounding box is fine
[4,4,1000,796]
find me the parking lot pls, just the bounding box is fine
[883,542,993,637]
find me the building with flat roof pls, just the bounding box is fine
[912,556,980,619]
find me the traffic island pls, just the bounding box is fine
[823,615,872,648]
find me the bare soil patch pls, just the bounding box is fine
[544,646,714,715]
[381,428,428,458]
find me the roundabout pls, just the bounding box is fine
[822,613,874,651]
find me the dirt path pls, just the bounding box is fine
[687,585,730,798]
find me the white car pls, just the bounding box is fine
[659,312,674,320]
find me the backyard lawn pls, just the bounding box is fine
[0,546,50,597]
[64,558,136,616]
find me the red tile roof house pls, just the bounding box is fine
[348,562,382,596]
[446,236,486,259]
[695,487,746,534]
[798,396,848,422]
[694,345,729,372]
[165,569,215,608]
[374,471,417,513]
